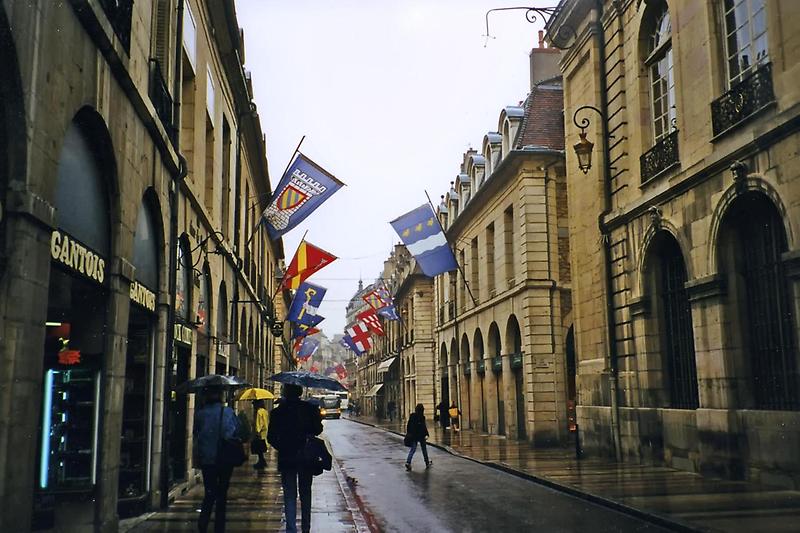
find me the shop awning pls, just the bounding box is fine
[376,357,397,373]
[365,383,384,397]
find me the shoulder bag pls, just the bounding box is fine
[217,405,247,468]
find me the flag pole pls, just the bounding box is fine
[272,229,308,301]
[377,277,408,334]
[244,135,306,248]
[424,190,478,307]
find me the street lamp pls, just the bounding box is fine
[571,105,604,174]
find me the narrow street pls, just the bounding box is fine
[325,419,670,533]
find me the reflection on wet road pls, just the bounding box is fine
[325,419,671,533]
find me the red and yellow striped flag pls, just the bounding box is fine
[282,241,337,290]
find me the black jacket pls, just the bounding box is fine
[406,412,429,442]
[267,398,323,471]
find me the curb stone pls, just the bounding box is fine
[346,417,705,533]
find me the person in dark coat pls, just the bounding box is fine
[436,400,449,429]
[405,403,432,471]
[267,384,323,533]
[193,387,240,533]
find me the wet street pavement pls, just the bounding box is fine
[349,415,800,533]
[325,419,670,533]
[124,431,365,533]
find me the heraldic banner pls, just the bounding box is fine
[262,153,344,239]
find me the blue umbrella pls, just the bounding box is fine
[175,374,250,393]
[268,370,347,392]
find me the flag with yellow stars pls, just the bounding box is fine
[389,203,458,277]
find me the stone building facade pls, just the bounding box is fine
[433,61,572,443]
[0,1,284,530]
[548,0,800,486]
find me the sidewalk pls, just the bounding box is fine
[122,446,366,532]
[348,414,800,533]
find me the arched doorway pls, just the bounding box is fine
[506,315,525,439]
[643,231,698,408]
[718,192,797,409]
[460,333,471,429]
[474,329,486,432]
[488,322,504,435]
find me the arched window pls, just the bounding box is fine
[651,233,699,409]
[719,192,797,409]
[645,3,675,143]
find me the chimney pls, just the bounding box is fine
[529,30,562,88]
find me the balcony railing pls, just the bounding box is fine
[149,59,175,140]
[492,356,503,372]
[711,63,775,137]
[99,0,133,52]
[640,129,679,182]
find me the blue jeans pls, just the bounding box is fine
[281,467,313,533]
[406,440,429,465]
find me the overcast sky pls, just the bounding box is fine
[235,0,550,337]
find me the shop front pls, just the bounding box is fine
[35,118,112,529]
[118,197,160,517]
[167,239,193,487]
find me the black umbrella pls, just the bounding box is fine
[175,374,250,393]
[268,370,348,392]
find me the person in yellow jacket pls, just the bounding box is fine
[448,402,461,432]
[252,399,269,469]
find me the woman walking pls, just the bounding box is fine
[404,403,432,471]
[252,399,269,469]
[193,387,240,533]
[448,402,461,432]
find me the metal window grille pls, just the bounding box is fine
[741,208,798,410]
[660,246,699,409]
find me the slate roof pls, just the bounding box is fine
[514,77,564,151]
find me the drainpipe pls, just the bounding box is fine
[160,0,186,509]
[594,0,622,462]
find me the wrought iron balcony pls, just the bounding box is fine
[711,63,775,137]
[640,129,679,182]
[492,356,503,372]
[149,59,175,139]
[99,0,133,52]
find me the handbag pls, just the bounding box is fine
[251,438,267,455]
[217,406,247,468]
[403,434,413,447]
[299,435,332,476]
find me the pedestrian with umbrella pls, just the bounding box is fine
[238,388,275,470]
[267,383,323,533]
[178,375,248,533]
[193,386,241,533]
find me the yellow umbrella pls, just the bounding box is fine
[237,388,275,401]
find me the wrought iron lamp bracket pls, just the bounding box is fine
[483,6,576,49]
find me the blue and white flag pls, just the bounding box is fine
[377,305,400,321]
[262,152,344,240]
[291,316,324,340]
[287,282,327,325]
[390,203,458,277]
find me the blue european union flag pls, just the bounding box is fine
[261,153,344,240]
[390,203,457,277]
[288,282,327,324]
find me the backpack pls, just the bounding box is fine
[448,407,459,418]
